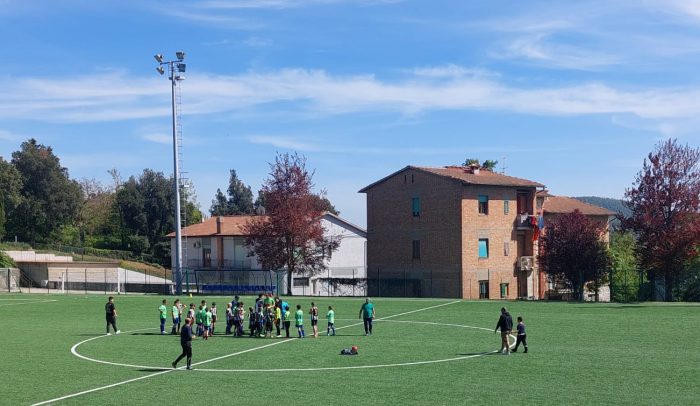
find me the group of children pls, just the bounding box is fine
[161,298,218,340]
[161,294,337,341]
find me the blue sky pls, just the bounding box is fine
[1,0,700,227]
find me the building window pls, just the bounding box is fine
[478,239,489,258]
[293,277,310,287]
[412,240,421,260]
[500,283,509,298]
[478,195,489,214]
[504,241,510,256]
[504,200,509,215]
[479,281,489,299]
[412,197,421,217]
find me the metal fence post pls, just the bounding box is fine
[84,268,87,294]
[104,269,107,295]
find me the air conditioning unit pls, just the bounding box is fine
[519,256,534,271]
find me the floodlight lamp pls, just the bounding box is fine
[177,63,186,72]
[156,66,165,75]
[154,54,164,63]
[176,51,186,61]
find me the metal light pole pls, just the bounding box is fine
[155,52,186,295]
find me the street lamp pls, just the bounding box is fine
[155,51,187,295]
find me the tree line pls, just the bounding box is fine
[0,140,339,284]
[539,139,700,302]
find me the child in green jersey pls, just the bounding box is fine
[283,305,291,338]
[327,305,336,336]
[195,305,204,336]
[158,299,168,335]
[171,299,180,335]
[203,307,213,340]
[295,304,305,338]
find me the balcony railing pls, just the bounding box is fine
[515,214,535,229]
[186,259,254,270]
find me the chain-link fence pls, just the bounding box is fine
[0,268,21,292]
[12,268,173,295]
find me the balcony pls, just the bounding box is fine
[186,259,254,270]
[515,214,535,230]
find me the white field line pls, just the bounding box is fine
[34,300,461,405]
[0,299,57,307]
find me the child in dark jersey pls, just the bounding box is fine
[512,316,528,353]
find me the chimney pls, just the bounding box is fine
[216,216,224,234]
[466,163,480,175]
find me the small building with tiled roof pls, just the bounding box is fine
[168,213,367,296]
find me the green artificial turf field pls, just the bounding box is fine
[3,294,699,405]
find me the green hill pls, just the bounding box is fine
[574,196,631,218]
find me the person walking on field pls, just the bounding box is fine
[105,296,120,335]
[359,298,375,336]
[172,318,195,370]
[494,307,513,355]
[512,316,528,353]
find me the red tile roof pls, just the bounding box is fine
[166,212,365,238]
[166,215,264,237]
[359,165,544,192]
[540,193,616,216]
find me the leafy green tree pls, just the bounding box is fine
[0,157,23,241]
[609,231,639,301]
[311,194,340,215]
[482,159,498,171]
[8,139,82,244]
[209,169,255,216]
[462,158,498,171]
[0,250,15,267]
[115,169,174,255]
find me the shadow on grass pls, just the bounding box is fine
[136,368,171,372]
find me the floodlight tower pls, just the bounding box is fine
[155,51,187,295]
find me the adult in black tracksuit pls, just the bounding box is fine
[173,318,195,370]
[494,307,513,354]
[105,296,119,335]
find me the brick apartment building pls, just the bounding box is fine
[360,165,614,300]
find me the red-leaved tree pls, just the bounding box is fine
[623,139,700,301]
[539,210,611,301]
[244,153,339,295]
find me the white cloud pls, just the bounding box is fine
[198,0,403,9]
[498,33,621,70]
[247,135,321,151]
[1,66,700,126]
[141,132,173,145]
